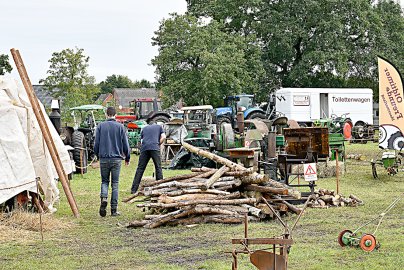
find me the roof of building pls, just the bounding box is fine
[33,85,55,106]
[112,88,158,108]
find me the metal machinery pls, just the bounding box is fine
[371,150,404,178]
[215,94,266,130]
[231,196,312,270]
[182,105,216,148]
[168,106,217,169]
[338,193,403,252]
[313,113,374,143]
[278,127,329,194]
[130,97,171,124]
[60,104,106,173]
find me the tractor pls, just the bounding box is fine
[60,104,106,174]
[215,94,266,130]
[130,98,171,124]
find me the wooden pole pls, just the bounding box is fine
[10,48,80,218]
[335,149,340,194]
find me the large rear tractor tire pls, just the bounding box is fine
[149,115,170,125]
[246,111,266,120]
[72,131,88,174]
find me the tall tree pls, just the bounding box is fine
[187,0,404,100]
[99,74,134,93]
[40,47,100,114]
[133,79,153,89]
[0,54,12,75]
[152,14,265,107]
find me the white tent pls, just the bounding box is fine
[0,76,73,212]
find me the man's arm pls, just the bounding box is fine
[122,126,131,162]
[159,126,166,144]
[94,125,101,157]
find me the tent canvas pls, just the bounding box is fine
[0,76,73,212]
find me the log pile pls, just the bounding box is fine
[127,142,302,229]
[308,188,364,208]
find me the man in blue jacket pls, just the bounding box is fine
[131,121,166,194]
[94,107,130,217]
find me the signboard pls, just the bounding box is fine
[303,163,317,182]
[293,95,310,106]
[378,57,404,150]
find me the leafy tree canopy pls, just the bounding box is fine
[152,14,265,107]
[99,75,154,94]
[185,0,403,101]
[40,47,100,116]
[0,53,13,75]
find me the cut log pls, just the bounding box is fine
[241,204,266,218]
[182,141,268,182]
[349,194,363,205]
[137,198,257,209]
[190,169,217,180]
[144,172,204,187]
[191,167,215,172]
[158,193,218,203]
[167,215,246,226]
[244,185,289,195]
[272,195,302,214]
[127,220,149,228]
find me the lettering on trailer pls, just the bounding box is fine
[331,97,371,103]
[293,95,310,106]
[303,163,318,182]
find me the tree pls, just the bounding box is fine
[133,79,153,89]
[40,47,100,114]
[0,54,12,75]
[152,14,265,107]
[187,0,404,100]
[99,75,134,93]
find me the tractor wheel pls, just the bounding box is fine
[72,131,88,174]
[246,111,266,120]
[343,122,353,140]
[217,116,232,133]
[149,115,170,125]
[359,234,377,252]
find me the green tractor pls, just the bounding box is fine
[60,104,106,173]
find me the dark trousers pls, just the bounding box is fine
[131,150,163,193]
[100,159,122,210]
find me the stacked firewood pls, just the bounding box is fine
[127,142,302,229]
[308,188,364,208]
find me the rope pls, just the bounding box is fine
[0,180,36,191]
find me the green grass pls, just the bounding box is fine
[1,142,403,269]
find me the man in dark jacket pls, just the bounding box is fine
[94,107,130,217]
[130,122,166,194]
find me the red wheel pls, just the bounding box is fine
[359,234,377,252]
[343,122,352,140]
[338,229,352,247]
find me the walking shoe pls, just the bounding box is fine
[111,210,121,217]
[99,198,108,217]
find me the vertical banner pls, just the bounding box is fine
[378,57,404,150]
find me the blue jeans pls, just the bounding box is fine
[100,159,122,209]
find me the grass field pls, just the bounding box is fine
[1,142,403,270]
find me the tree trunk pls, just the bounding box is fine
[244,185,289,195]
[272,195,302,214]
[138,198,257,209]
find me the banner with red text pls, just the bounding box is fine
[378,57,404,150]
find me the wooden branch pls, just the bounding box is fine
[138,198,257,209]
[272,195,302,214]
[144,172,203,187]
[244,185,288,195]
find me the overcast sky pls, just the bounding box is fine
[0,0,187,84]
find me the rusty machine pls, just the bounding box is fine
[231,196,312,270]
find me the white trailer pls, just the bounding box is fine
[275,88,374,126]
